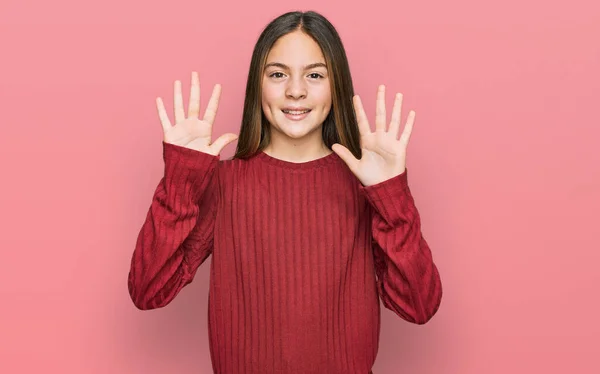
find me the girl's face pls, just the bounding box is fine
[261,30,332,145]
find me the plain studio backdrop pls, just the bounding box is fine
[0,0,598,373]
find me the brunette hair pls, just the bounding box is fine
[232,10,361,160]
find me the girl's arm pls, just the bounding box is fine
[360,169,443,324]
[127,141,220,310]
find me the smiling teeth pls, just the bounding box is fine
[283,110,310,114]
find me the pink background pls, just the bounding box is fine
[1,0,599,373]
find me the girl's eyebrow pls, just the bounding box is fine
[264,62,327,70]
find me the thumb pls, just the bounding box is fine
[331,143,358,171]
[211,133,239,154]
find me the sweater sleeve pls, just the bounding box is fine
[127,141,220,310]
[359,168,443,324]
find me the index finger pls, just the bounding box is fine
[353,95,371,136]
[156,97,172,134]
[202,84,222,125]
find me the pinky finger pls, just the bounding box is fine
[156,97,172,134]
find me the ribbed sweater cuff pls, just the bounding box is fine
[359,169,415,225]
[360,169,409,202]
[162,141,219,203]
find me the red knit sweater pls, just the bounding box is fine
[128,141,442,374]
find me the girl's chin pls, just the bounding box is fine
[277,123,323,139]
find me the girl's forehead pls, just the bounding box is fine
[267,31,325,63]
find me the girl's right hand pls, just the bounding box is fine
[156,71,239,156]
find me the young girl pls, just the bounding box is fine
[128,10,442,374]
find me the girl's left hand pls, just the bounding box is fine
[332,85,415,187]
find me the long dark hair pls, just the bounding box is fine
[232,10,362,160]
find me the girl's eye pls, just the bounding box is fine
[268,72,324,79]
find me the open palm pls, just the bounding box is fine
[332,85,415,187]
[156,71,238,156]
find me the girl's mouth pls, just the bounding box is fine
[282,109,311,120]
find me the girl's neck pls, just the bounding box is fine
[262,140,332,164]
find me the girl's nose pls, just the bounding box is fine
[285,77,307,99]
